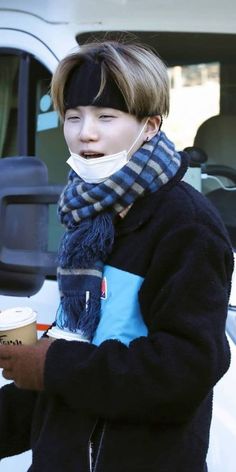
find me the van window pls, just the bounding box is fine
[0,51,68,176]
[0,55,19,157]
[35,73,68,252]
[0,50,68,257]
[165,63,220,150]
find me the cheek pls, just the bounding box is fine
[63,124,76,147]
[122,130,141,153]
[132,134,146,154]
[63,123,69,143]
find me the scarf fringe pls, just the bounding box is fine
[57,292,101,338]
[58,213,114,269]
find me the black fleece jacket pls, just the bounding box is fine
[0,153,233,471]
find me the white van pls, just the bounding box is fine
[0,1,236,470]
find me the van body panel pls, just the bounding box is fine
[1,0,236,34]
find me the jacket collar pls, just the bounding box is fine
[115,152,189,236]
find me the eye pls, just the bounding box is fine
[67,115,80,120]
[65,110,81,121]
[99,114,116,120]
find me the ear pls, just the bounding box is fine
[143,116,162,141]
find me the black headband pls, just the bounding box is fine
[64,58,128,112]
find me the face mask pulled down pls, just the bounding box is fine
[66,120,148,183]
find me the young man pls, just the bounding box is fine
[0,40,233,471]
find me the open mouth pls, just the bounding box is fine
[81,152,105,159]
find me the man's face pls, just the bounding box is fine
[63,106,147,158]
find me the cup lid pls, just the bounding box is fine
[47,326,89,342]
[0,307,37,330]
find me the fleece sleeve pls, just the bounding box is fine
[44,223,233,424]
[0,383,36,458]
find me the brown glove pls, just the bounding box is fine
[0,338,54,391]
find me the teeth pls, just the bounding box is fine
[83,153,103,158]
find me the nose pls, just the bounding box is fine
[79,117,98,142]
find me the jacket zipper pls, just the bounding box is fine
[88,419,98,472]
[92,421,106,472]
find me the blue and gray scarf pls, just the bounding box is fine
[56,131,181,341]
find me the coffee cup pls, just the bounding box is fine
[47,325,89,343]
[0,307,37,345]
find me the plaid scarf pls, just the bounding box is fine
[56,131,181,341]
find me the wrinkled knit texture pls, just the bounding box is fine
[57,131,181,339]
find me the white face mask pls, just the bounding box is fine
[66,120,148,183]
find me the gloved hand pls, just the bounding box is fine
[0,338,54,391]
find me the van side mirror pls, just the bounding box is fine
[0,156,63,296]
[184,146,208,167]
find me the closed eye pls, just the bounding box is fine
[66,115,80,121]
[99,115,116,120]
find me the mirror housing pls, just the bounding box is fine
[0,156,63,296]
[184,146,208,167]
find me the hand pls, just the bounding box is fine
[0,338,54,391]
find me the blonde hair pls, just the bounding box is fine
[51,40,169,120]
